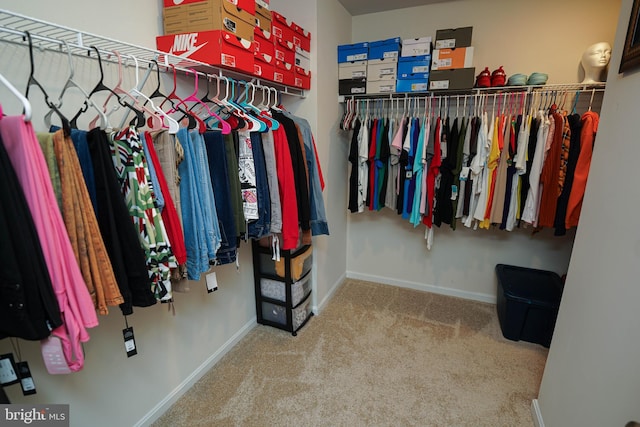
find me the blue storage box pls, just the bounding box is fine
[396,78,429,93]
[495,264,564,348]
[368,37,401,60]
[338,42,369,63]
[397,56,430,79]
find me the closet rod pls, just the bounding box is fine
[0,8,305,98]
[339,82,606,103]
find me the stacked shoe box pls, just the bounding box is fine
[338,42,368,95]
[396,37,431,93]
[156,0,256,74]
[271,11,296,87]
[253,1,275,81]
[366,37,401,95]
[293,22,311,90]
[429,26,476,91]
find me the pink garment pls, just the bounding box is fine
[0,114,98,373]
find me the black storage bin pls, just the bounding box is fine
[495,264,564,347]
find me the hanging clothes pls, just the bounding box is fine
[272,110,312,245]
[0,135,63,340]
[142,131,187,267]
[272,125,300,249]
[565,111,599,229]
[39,129,123,315]
[554,113,582,236]
[0,114,98,372]
[203,130,238,265]
[261,130,283,235]
[281,112,329,235]
[86,128,156,315]
[538,111,565,227]
[110,126,176,299]
[348,118,362,213]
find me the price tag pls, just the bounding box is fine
[383,51,398,59]
[206,272,219,293]
[17,361,36,396]
[413,66,429,73]
[451,184,459,201]
[411,83,428,91]
[123,327,137,358]
[0,354,18,385]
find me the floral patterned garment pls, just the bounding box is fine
[110,126,176,301]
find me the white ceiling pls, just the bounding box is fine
[337,0,455,16]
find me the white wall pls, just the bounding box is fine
[270,0,351,310]
[0,2,261,426]
[535,0,640,424]
[346,0,620,302]
[352,0,620,84]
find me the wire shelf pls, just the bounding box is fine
[0,8,306,97]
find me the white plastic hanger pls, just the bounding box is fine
[127,55,179,134]
[0,73,31,121]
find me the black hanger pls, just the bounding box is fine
[148,60,196,129]
[23,31,71,136]
[70,46,145,129]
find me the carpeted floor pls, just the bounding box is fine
[152,279,548,427]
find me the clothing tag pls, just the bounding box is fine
[405,170,413,179]
[460,167,470,181]
[17,361,36,396]
[123,327,137,358]
[451,184,458,201]
[41,337,72,375]
[0,354,19,385]
[206,272,219,293]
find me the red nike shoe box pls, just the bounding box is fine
[292,22,311,52]
[156,30,255,74]
[294,66,311,89]
[254,27,274,58]
[274,38,295,64]
[270,10,294,44]
[273,60,295,87]
[254,55,275,81]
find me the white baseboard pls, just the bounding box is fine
[346,271,496,304]
[134,317,257,427]
[531,399,545,427]
[314,271,346,314]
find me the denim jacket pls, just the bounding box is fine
[282,113,329,236]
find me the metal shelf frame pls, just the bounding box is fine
[0,8,306,98]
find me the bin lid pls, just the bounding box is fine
[495,264,564,308]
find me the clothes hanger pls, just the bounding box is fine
[247,82,278,130]
[125,54,178,134]
[588,88,596,112]
[23,31,70,136]
[0,72,32,121]
[168,68,231,134]
[45,40,108,130]
[238,81,268,132]
[570,90,581,114]
[70,46,145,130]
[86,51,160,131]
[160,64,204,131]
[146,60,196,130]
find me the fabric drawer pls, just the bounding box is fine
[260,272,311,306]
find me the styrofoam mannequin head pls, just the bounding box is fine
[581,42,611,84]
